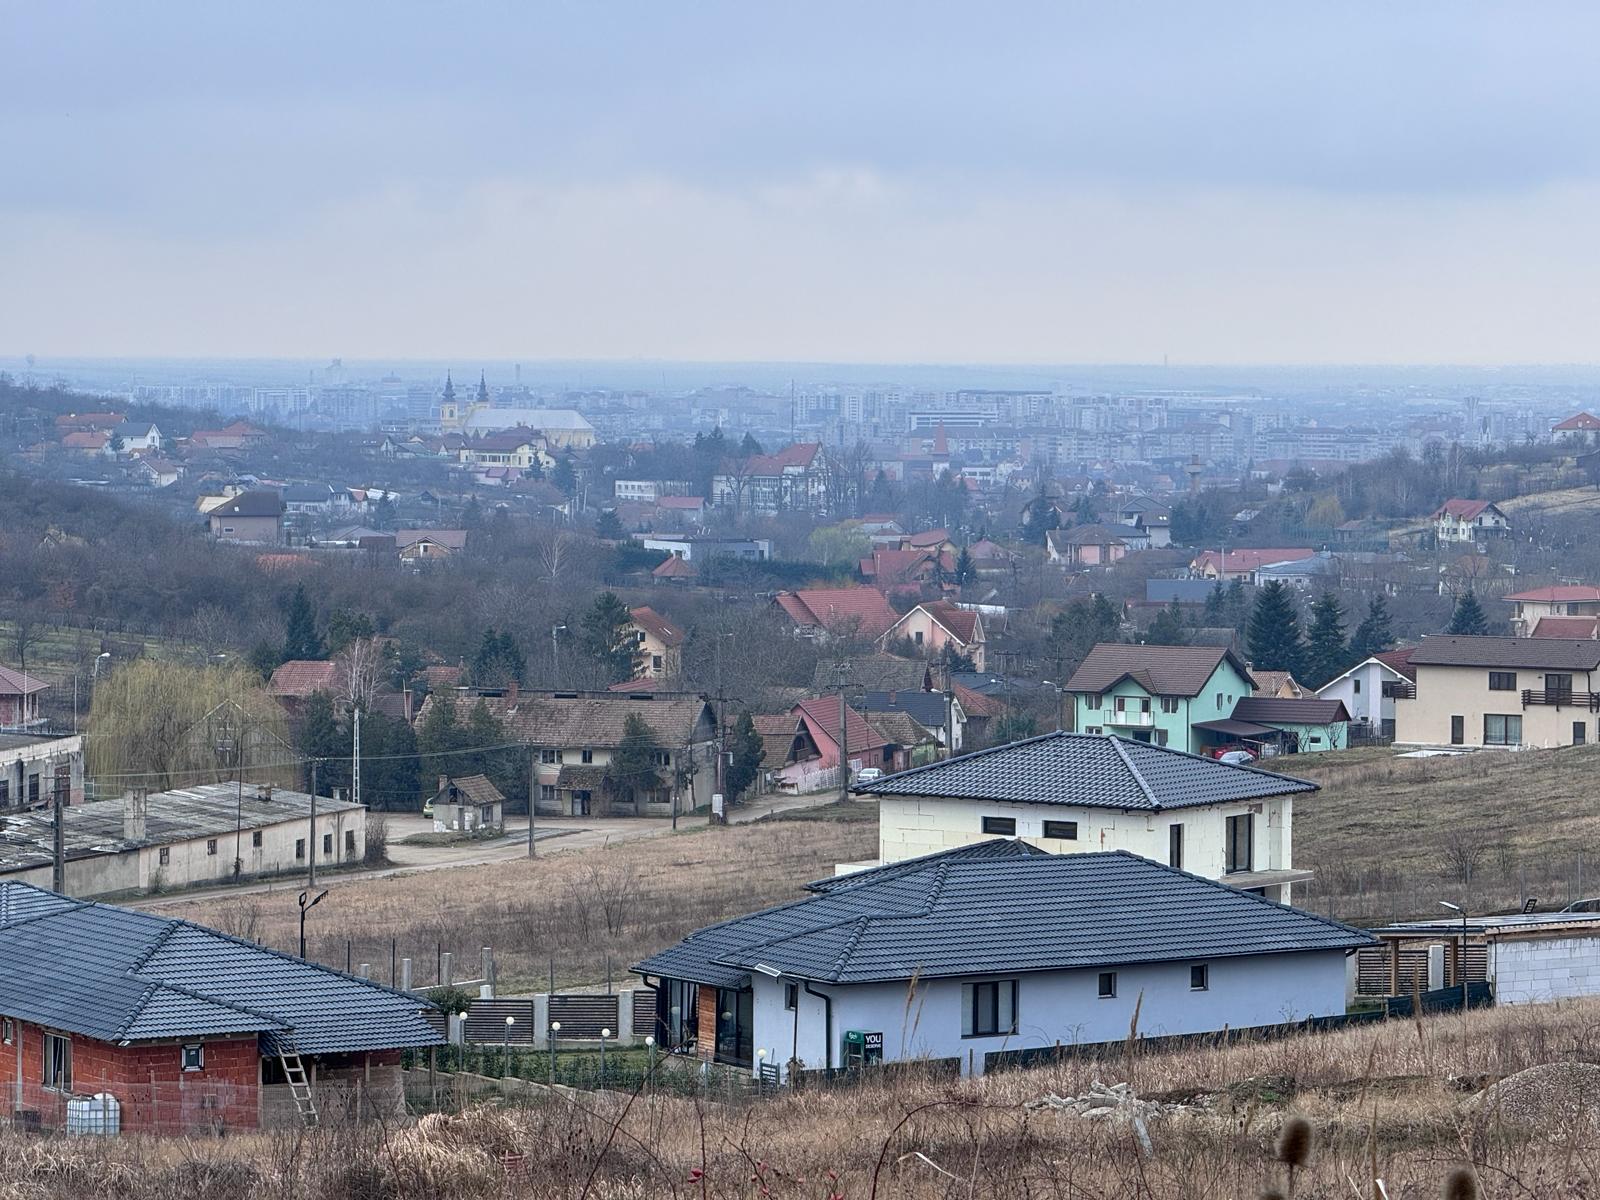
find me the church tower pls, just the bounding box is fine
[440,371,459,429]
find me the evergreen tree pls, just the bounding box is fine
[358,709,420,812]
[1446,589,1489,636]
[1247,580,1305,675]
[282,585,324,661]
[581,592,641,683]
[1303,591,1349,688]
[738,432,764,457]
[594,509,624,540]
[415,692,463,792]
[473,629,525,688]
[1349,595,1395,660]
[247,639,282,680]
[723,711,766,802]
[1146,599,1189,646]
[606,713,660,808]
[953,545,976,586]
[1224,578,1249,630]
[325,608,375,655]
[298,690,345,794]
[1203,582,1227,625]
[1021,483,1060,545]
[551,457,577,496]
[462,496,483,529]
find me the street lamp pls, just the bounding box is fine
[643,1033,656,1082]
[548,1021,561,1086]
[599,1027,611,1089]
[503,1015,515,1078]
[297,888,328,958]
[1042,680,1065,732]
[756,1047,768,1092]
[551,624,568,681]
[1439,900,1469,1011]
[457,1010,470,1047]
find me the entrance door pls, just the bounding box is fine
[714,987,753,1067]
[1576,721,1588,746]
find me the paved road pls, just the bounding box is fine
[127,788,844,913]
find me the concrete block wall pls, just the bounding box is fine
[1493,936,1600,1004]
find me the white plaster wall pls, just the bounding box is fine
[755,950,1350,1078]
[1492,936,1600,1004]
[876,795,1291,881]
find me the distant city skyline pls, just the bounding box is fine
[4,3,1598,364]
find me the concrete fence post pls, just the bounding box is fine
[1427,944,1445,992]
[358,963,370,979]
[617,988,634,1044]
[441,952,454,986]
[400,957,413,992]
[533,994,549,1039]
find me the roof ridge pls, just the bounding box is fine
[828,916,874,983]
[1107,737,1157,807]
[113,978,288,1042]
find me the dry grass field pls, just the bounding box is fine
[148,804,879,991]
[1292,743,1600,925]
[10,996,1600,1198]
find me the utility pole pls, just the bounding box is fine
[352,707,361,810]
[527,745,537,858]
[308,759,319,888]
[51,772,65,894]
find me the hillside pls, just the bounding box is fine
[1292,744,1600,926]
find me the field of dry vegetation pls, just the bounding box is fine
[145,806,879,991]
[1292,743,1600,927]
[12,997,1600,1198]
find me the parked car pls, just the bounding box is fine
[855,767,884,783]
[1216,749,1256,766]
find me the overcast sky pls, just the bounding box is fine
[3,2,1597,364]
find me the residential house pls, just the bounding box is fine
[638,533,771,563]
[1227,698,1351,754]
[281,483,343,515]
[457,429,548,471]
[0,664,50,730]
[857,548,952,592]
[135,457,182,488]
[111,421,162,453]
[61,431,109,454]
[627,606,685,678]
[1531,616,1600,639]
[864,710,943,765]
[0,784,365,895]
[857,688,965,755]
[750,714,826,793]
[1504,585,1600,637]
[711,443,832,514]
[187,421,266,452]
[1046,524,1136,567]
[206,491,284,544]
[774,588,900,642]
[878,600,987,670]
[854,731,1316,902]
[1316,648,1416,738]
[430,774,504,833]
[1190,548,1315,581]
[1253,553,1339,589]
[901,528,957,555]
[790,695,905,781]
[1113,496,1173,548]
[1431,499,1510,544]
[0,880,440,1133]
[1249,669,1304,699]
[417,692,717,817]
[1064,644,1254,752]
[396,529,468,560]
[54,412,123,434]
[653,495,706,527]
[0,728,85,811]
[1553,412,1600,446]
[651,554,698,584]
[267,660,342,712]
[633,843,1369,1077]
[966,538,1016,573]
[1395,635,1600,749]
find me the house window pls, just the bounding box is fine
[1450,715,1464,745]
[1546,673,1574,703]
[1576,722,1588,746]
[206,838,218,856]
[27,775,38,804]
[981,816,1016,836]
[1190,964,1209,991]
[540,749,558,765]
[323,833,333,855]
[158,846,170,866]
[652,655,663,671]
[1488,672,1517,692]
[1097,972,1117,999]
[1225,814,1254,874]
[784,983,798,1011]
[1088,694,1102,709]
[181,1044,204,1072]
[42,1034,72,1092]
[1159,696,1179,714]
[961,979,1018,1037]
[1352,678,1361,694]
[651,750,672,767]
[1169,824,1183,870]
[1152,729,1169,747]
[345,830,356,854]
[913,631,924,645]
[1042,820,1078,840]
[1484,714,1522,746]
[540,785,556,803]
[581,749,594,764]
[295,838,306,861]
[2,1018,11,1044]
[252,830,263,848]
[1086,726,1102,735]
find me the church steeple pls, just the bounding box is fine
[476,370,490,404]
[442,371,456,403]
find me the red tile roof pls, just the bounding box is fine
[921,600,979,642]
[268,660,340,698]
[1373,647,1416,681]
[1554,412,1600,431]
[774,588,899,640]
[739,442,823,474]
[629,605,685,648]
[1432,498,1497,521]
[1191,548,1314,574]
[792,695,888,755]
[951,681,1005,717]
[905,528,951,549]
[0,665,49,696]
[858,548,941,582]
[652,554,697,579]
[1531,616,1600,640]
[1504,585,1600,603]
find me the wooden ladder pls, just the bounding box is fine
[279,1044,318,1127]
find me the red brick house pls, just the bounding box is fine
[0,882,441,1134]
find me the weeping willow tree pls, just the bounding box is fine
[86,660,297,794]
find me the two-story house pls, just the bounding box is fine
[1064,644,1254,753]
[1431,499,1510,544]
[1190,548,1314,581]
[711,443,832,514]
[1045,524,1139,567]
[1315,648,1416,738]
[627,606,685,678]
[206,491,284,544]
[1394,635,1600,749]
[1504,585,1600,638]
[878,600,986,670]
[853,731,1317,903]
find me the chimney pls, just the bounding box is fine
[257,783,274,803]
[507,680,518,704]
[123,788,148,842]
[438,775,449,794]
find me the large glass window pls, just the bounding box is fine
[962,980,1018,1037]
[1484,714,1522,746]
[1226,814,1254,874]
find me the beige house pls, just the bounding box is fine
[1431,499,1510,544]
[879,600,986,670]
[627,605,685,678]
[1394,635,1600,749]
[206,491,284,544]
[854,732,1316,904]
[456,429,551,471]
[396,529,468,560]
[1504,585,1600,637]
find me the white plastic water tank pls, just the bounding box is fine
[64,1093,120,1136]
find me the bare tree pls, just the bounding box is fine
[338,637,387,711]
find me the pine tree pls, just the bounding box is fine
[723,711,766,802]
[358,709,420,812]
[1147,599,1189,646]
[298,690,345,794]
[473,629,524,688]
[607,713,660,808]
[739,432,764,457]
[594,509,624,540]
[1447,589,1489,636]
[1247,580,1306,675]
[953,545,975,586]
[282,585,323,661]
[552,457,577,496]
[1302,591,1349,688]
[581,592,640,683]
[1203,582,1227,625]
[1022,483,1060,545]
[1349,595,1395,659]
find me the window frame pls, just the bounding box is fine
[1,1017,11,1045]
[784,982,798,1011]
[1042,820,1078,841]
[1190,964,1209,991]
[1097,971,1117,999]
[1159,696,1179,714]
[206,838,218,856]
[1168,823,1184,870]
[1487,671,1517,692]
[181,1043,204,1072]
[158,846,170,866]
[981,815,1017,836]
[1225,813,1254,874]
[42,1033,72,1093]
[1483,713,1522,746]
[1450,715,1465,745]
[252,830,263,848]
[295,838,306,861]
[961,979,1018,1038]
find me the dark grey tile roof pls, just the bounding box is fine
[0,882,443,1054]
[1065,643,1249,697]
[1407,635,1600,671]
[634,848,1373,987]
[1230,697,1352,725]
[803,838,1051,893]
[853,731,1315,811]
[857,690,948,729]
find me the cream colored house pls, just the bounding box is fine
[1431,499,1510,544]
[627,605,685,678]
[1504,585,1600,637]
[1394,635,1600,749]
[853,731,1316,903]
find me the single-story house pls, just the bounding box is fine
[431,774,504,833]
[774,588,900,643]
[0,881,441,1133]
[633,844,1373,1078]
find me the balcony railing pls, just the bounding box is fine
[1521,690,1600,711]
[1103,710,1155,727]
[1383,683,1417,700]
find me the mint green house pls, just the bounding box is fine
[1064,644,1255,753]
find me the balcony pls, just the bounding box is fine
[1103,709,1155,727]
[1383,682,1416,701]
[1521,690,1600,711]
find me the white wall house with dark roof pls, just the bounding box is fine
[1395,635,1600,749]
[635,846,1372,1079]
[853,732,1314,903]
